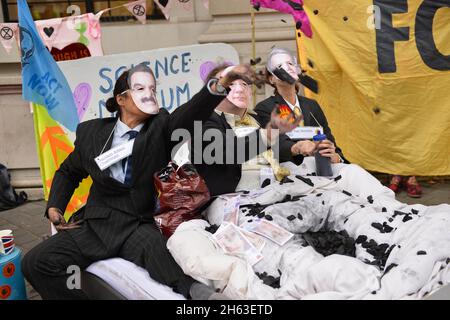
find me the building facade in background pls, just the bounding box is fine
[0,0,296,197]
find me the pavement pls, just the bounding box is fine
[1,179,449,300]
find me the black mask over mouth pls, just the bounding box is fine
[272,67,297,85]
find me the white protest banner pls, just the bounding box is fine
[57,43,239,139]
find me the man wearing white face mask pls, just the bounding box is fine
[21,63,260,300]
[254,48,347,166]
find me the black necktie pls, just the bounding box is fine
[122,130,139,185]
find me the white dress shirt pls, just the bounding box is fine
[285,95,300,111]
[108,118,144,184]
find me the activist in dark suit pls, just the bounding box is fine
[21,63,254,300]
[192,64,303,196]
[254,48,348,166]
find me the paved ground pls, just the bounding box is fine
[1,179,449,300]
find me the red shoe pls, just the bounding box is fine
[405,177,422,198]
[388,175,403,193]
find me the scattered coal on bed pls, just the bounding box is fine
[242,195,304,218]
[359,239,396,270]
[302,229,356,257]
[255,272,281,289]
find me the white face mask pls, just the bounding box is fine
[128,71,159,115]
[218,66,251,109]
[270,53,300,82]
[226,79,251,109]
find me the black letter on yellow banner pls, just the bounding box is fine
[415,0,450,71]
[374,0,410,73]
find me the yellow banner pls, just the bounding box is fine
[297,0,450,175]
[33,104,91,220]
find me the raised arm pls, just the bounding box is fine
[168,65,257,137]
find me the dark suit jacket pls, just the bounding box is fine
[46,86,224,256]
[192,112,268,197]
[254,94,347,165]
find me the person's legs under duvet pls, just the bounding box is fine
[118,223,229,299]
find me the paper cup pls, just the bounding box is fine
[0,230,15,256]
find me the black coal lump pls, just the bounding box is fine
[287,215,296,221]
[316,193,323,197]
[205,224,220,234]
[297,213,303,220]
[382,207,387,212]
[302,229,356,258]
[367,195,374,204]
[411,209,419,215]
[295,175,314,187]
[255,272,281,289]
[342,190,352,196]
[393,210,408,218]
[382,222,394,233]
[356,235,368,244]
[402,215,413,223]
[388,218,393,222]
[371,222,384,232]
[261,178,271,188]
[360,205,365,208]
[257,212,265,218]
[265,215,273,221]
[281,177,294,184]
[322,201,325,205]
[292,195,306,201]
[334,175,342,182]
[417,250,427,255]
[280,194,293,203]
[384,263,398,275]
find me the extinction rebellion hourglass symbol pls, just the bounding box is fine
[133,4,146,16]
[0,27,14,41]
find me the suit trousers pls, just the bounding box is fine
[21,222,195,299]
